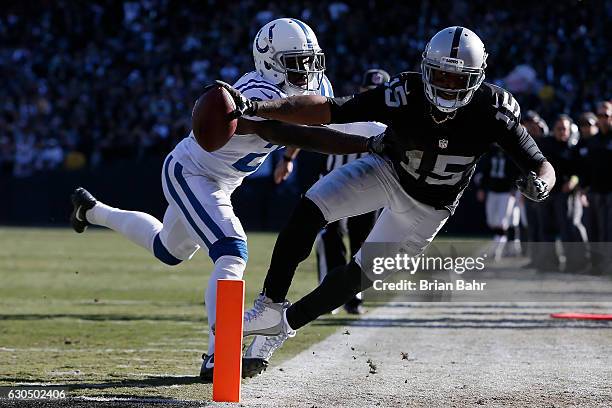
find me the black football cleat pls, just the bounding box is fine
[242,357,269,378]
[200,353,265,382]
[199,353,215,382]
[344,298,365,315]
[70,187,97,233]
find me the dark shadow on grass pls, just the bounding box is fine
[4,395,204,407]
[312,316,612,329]
[1,376,204,390]
[0,314,203,323]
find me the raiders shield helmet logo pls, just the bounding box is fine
[438,139,448,149]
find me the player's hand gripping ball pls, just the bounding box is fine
[191,84,239,152]
[215,80,258,118]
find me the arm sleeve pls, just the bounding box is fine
[328,85,391,124]
[490,92,546,173]
[496,123,546,173]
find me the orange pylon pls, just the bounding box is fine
[213,279,245,402]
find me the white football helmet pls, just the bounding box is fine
[422,26,488,112]
[253,18,325,94]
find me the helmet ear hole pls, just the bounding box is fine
[264,61,271,70]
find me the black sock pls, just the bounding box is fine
[286,260,372,330]
[263,197,326,303]
[507,226,516,241]
[491,227,505,237]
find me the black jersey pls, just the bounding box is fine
[577,130,612,193]
[328,72,546,212]
[478,145,521,193]
[537,137,578,194]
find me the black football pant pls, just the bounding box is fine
[263,197,375,325]
[315,211,378,306]
[538,192,589,270]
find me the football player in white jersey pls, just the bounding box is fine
[70,18,336,380]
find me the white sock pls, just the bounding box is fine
[205,255,246,355]
[493,234,507,259]
[86,202,162,253]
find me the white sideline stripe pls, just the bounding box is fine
[77,396,189,403]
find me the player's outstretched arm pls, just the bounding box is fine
[236,118,384,155]
[252,95,331,125]
[493,104,556,202]
[217,80,331,125]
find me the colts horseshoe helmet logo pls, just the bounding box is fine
[255,24,276,54]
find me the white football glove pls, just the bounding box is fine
[516,171,550,202]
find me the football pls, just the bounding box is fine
[191,85,237,152]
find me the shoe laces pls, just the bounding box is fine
[257,334,287,359]
[244,296,267,323]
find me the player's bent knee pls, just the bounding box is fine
[153,233,183,266]
[209,237,248,264]
[295,196,327,226]
[212,255,246,282]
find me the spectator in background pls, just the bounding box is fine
[577,112,599,141]
[538,115,589,272]
[35,138,64,171]
[578,101,612,273]
[595,101,612,137]
[576,111,599,242]
[520,111,548,263]
[522,110,549,139]
[0,1,609,179]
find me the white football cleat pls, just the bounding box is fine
[242,331,294,378]
[243,295,295,337]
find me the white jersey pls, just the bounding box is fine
[324,121,387,174]
[172,71,334,191]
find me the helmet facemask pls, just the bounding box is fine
[274,50,326,93]
[422,54,486,113]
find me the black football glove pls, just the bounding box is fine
[214,80,258,119]
[516,171,550,202]
[366,130,392,156]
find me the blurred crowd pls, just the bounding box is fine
[475,101,612,272]
[1,0,610,178]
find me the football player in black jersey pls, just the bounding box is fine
[475,144,522,260]
[217,26,555,362]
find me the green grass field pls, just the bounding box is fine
[0,228,349,401]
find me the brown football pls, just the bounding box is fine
[191,85,237,152]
